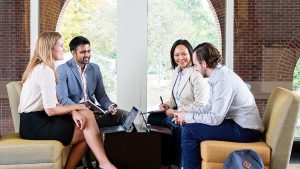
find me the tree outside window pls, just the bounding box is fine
[292,59,300,138]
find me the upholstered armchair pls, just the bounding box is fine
[201,87,300,169]
[0,81,70,169]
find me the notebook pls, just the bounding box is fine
[101,106,139,134]
[141,111,172,135]
[81,100,108,115]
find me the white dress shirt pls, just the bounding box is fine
[77,64,88,102]
[185,64,264,132]
[19,63,58,113]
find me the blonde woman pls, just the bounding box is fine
[18,32,116,169]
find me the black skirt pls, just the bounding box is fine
[20,111,74,146]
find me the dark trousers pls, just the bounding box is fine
[182,119,261,169]
[96,109,129,127]
[147,113,182,166]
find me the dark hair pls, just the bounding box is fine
[170,39,193,69]
[69,36,90,51]
[193,42,222,69]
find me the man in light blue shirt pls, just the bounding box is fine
[173,42,264,169]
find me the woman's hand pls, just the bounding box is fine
[71,110,87,130]
[159,103,170,111]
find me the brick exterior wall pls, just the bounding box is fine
[234,0,300,82]
[234,0,300,113]
[210,0,226,58]
[40,0,65,33]
[0,0,30,135]
[0,98,12,134]
[1,0,300,134]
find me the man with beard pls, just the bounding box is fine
[173,42,264,169]
[56,36,128,169]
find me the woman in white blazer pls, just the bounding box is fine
[163,61,209,113]
[148,39,210,168]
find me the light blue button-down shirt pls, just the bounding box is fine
[173,68,188,108]
[185,64,264,132]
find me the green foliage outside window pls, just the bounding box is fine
[293,59,300,137]
[293,59,300,91]
[60,0,116,58]
[148,0,219,75]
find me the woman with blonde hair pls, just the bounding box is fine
[19,32,116,169]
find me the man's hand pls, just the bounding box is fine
[172,112,186,126]
[71,110,87,130]
[159,103,170,111]
[165,108,175,116]
[108,104,117,115]
[76,104,89,111]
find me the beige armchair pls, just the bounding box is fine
[201,87,300,169]
[0,81,70,169]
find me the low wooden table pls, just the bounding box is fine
[104,131,161,169]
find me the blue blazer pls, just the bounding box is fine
[56,58,113,109]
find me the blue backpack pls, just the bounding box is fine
[223,149,264,169]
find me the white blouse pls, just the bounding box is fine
[19,63,58,113]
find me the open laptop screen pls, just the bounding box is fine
[140,111,172,135]
[122,106,139,130]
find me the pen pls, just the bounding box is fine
[160,96,164,104]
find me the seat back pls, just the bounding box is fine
[262,87,300,169]
[6,81,22,133]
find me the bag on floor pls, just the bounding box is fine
[223,149,264,169]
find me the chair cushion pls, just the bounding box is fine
[201,161,269,169]
[0,134,64,165]
[201,140,271,166]
[0,163,55,169]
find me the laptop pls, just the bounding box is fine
[101,106,139,134]
[141,111,172,135]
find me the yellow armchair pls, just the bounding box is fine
[201,87,300,169]
[0,81,70,169]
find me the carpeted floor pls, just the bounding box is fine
[76,150,300,169]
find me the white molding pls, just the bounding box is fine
[225,0,234,70]
[30,0,39,57]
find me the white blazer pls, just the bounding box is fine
[165,66,210,112]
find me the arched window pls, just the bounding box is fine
[147,0,221,110]
[56,0,117,101]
